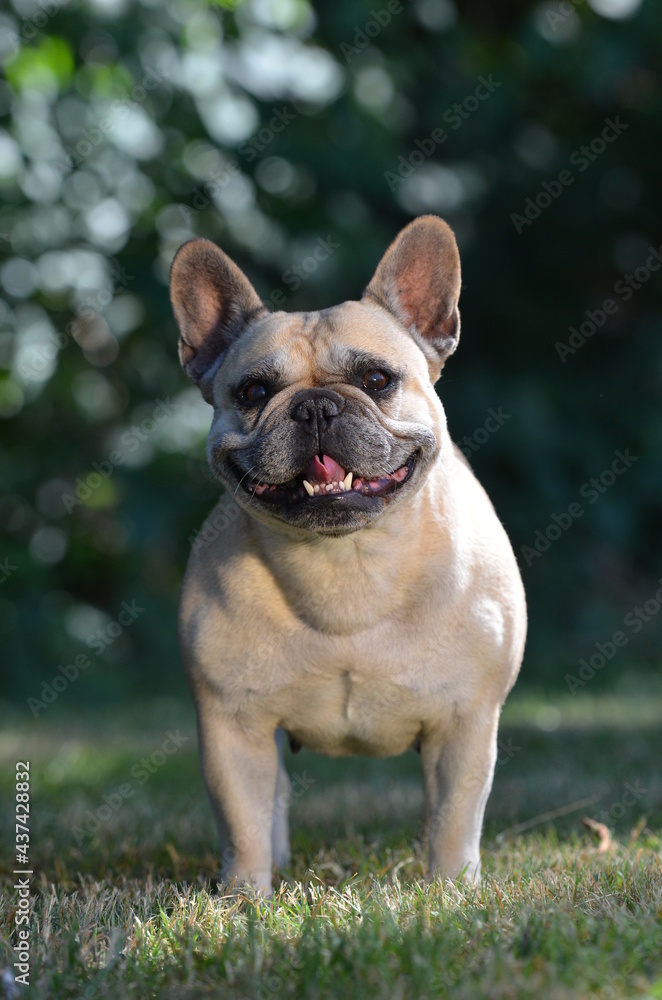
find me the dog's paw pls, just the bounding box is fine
[215,875,274,900]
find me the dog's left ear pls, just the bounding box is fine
[170,238,266,403]
[363,215,461,380]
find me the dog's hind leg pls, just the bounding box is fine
[271,728,292,868]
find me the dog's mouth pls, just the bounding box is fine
[236,453,417,505]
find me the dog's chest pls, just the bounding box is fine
[187,547,478,754]
[274,665,419,757]
[247,622,463,757]
[184,501,509,756]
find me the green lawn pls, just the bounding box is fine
[1,690,661,999]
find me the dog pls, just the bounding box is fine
[170,215,526,895]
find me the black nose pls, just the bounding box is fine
[289,388,345,429]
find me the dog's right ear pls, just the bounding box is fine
[170,239,266,403]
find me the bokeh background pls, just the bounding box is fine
[1,0,661,714]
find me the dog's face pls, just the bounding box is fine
[170,216,462,535]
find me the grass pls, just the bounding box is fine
[1,690,661,999]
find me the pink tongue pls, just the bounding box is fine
[306,454,346,484]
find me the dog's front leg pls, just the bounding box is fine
[196,698,279,895]
[420,711,500,883]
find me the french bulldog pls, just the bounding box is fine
[170,215,526,895]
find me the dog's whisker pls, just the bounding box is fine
[232,464,258,501]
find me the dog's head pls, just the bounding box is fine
[170,215,461,535]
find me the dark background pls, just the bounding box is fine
[1,0,660,713]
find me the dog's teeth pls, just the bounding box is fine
[327,483,334,492]
[303,480,315,496]
[343,472,353,489]
[314,484,320,493]
[339,481,346,491]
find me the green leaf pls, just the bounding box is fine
[4,35,74,94]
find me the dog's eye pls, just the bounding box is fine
[363,370,390,392]
[240,381,269,405]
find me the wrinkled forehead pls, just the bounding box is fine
[223,300,426,384]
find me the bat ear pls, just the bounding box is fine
[170,239,266,403]
[363,215,461,380]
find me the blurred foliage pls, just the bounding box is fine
[1,0,661,710]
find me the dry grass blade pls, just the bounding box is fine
[582,817,613,854]
[496,795,599,840]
